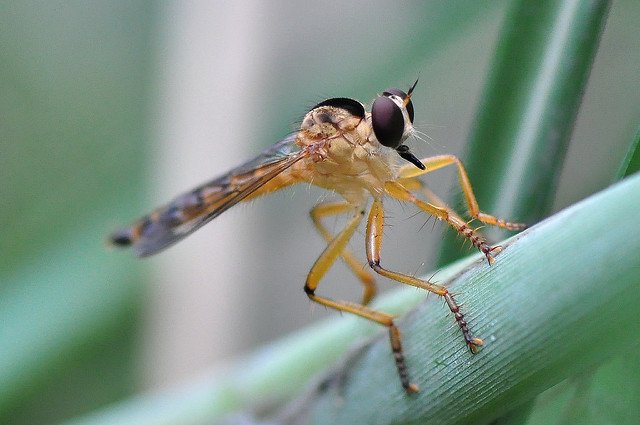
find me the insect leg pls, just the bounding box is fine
[311,202,376,305]
[304,207,419,393]
[367,198,483,354]
[398,155,526,230]
[386,180,502,264]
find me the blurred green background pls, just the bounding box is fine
[1,1,638,424]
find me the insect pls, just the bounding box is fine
[109,80,525,393]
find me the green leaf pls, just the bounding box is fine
[272,169,640,425]
[0,216,143,417]
[523,352,640,425]
[438,0,611,264]
[62,173,640,425]
[615,126,640,179]
[0,2,155,421]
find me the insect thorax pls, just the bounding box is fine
[296,106,397,201]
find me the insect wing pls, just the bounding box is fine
[115,134,306,256]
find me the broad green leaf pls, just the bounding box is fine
[62,174,640,425]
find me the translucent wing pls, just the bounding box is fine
[110,134,307,257]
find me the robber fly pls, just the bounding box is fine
[110,80,525,393]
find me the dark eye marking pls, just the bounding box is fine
[311,97,365,119]
[371,95,405,149]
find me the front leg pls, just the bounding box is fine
[385,181,502,264]
[398,154,526,231]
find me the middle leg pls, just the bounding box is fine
[310,202,376,305]
[366,197,483,353]
[304,206,419,393]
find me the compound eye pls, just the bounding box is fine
[372,95,405,148]
[383,88,414,123]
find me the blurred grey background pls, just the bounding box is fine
[1,1,638,423]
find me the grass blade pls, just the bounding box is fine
[438,0,611,264]
[62,174,640,425]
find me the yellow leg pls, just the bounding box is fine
[397,177,451,210]
[310,202,376,305]
[398,155,526,230]
[366,198,483,353]
[304,207,419,393]
[386,180,502,264]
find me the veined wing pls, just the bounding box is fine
[110,134,307,257]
